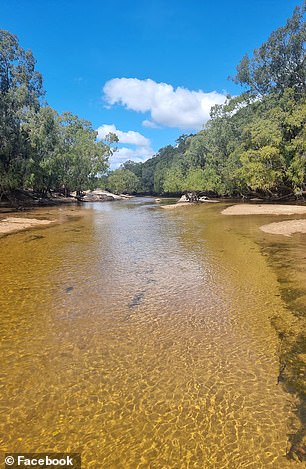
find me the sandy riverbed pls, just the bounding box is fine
[222,204,306,216]
[161,200,220,209]
[260,219,306,236]
[0,217,53,235]
[222,204,306,236]
[160,202,193,209]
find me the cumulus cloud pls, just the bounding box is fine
[96,123,154,168]
[103,78,227,130]
[111,145,154,167]
[96,123,150,146]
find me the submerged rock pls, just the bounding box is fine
[128,291,145,308]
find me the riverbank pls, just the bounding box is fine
[0,217,54,236]
[222,203,306,216]
[0,189,132,211]
[222,203,306,237]
[160,202,193,209]
[0,189,132,237]
[260,219,306,236]
[0,207,82,237]
[0,190,77,211]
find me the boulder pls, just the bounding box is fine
[81,189,123,202]
[177,194,188,203]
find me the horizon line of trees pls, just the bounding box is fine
[1,3,305,201]
[106,3,305,200]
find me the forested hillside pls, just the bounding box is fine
[107,4,305,200]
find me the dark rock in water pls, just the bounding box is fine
[128,291,145,308]
[277,362,286,384]
[25,234,45,242]
[65,286,74,293]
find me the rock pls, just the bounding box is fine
[81,189,123,202]
[177,194,219,203]
[198,196,219,203]
[119,194,134,199]
[178,195,188,203]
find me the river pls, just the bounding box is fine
[0,198,304,468]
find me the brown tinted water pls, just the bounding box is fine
[0,199,304,468]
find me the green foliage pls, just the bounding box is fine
[163,166,184,193]
[107,169,139,194]
[0,30,111,198]
[126,5,306,199]
[54,113,111,195]
[121,160,143,178]
[1,5,305,201]
[22,107,60,193]
[129,89,305,197]
[184,133,207,168]
[239,146,284,191]
[234,3,306,96]
[153,145,180,193]
[0,29,44,194]
[285,97,306,189]
[184,168,205,191]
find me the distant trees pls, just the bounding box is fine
[53,112,113,196]
[1,3,305,201]
[108,4,305,199]
[0,30,113,200]
[107,168,139,194]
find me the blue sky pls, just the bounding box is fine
[1,0,300,167]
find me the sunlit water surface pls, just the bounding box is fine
[0,199,304,468]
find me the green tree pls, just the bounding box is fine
[107,168,139,194]
[121,160,143,178]
[234,4,306,96]
[163,166,184,193]
[54,113,111,196]
[184,168,205,191]
[22,106,60,195]
[0,29,43,196]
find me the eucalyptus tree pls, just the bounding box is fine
[21,106,61,195]
[0,29,44,196]
[55,112,114,196]
[107,168,139,194]
[234,3,306,97]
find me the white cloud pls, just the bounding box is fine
[111,145,154,168]
[142,119,160,128]
[103,78,227,130]
[96,123,150,146]
[96,123,154,168]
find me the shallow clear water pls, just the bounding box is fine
[0,199,303,468]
